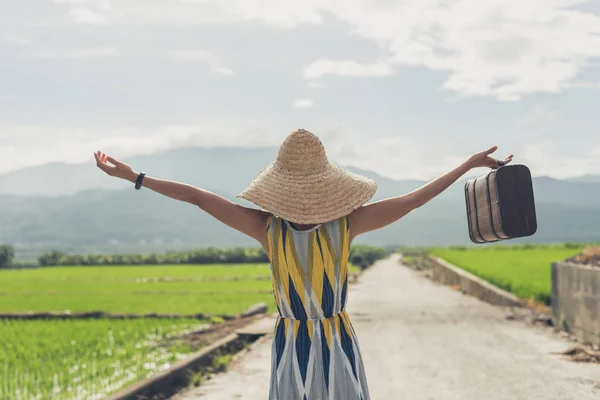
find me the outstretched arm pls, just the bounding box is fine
[93,151,270,252]
[348,146,513,242]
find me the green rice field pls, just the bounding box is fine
[1,318,208,400]
[0,262,361,399]
[0,264,278,315]
[431,244,583,304]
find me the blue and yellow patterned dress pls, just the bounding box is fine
[266,214,370,400]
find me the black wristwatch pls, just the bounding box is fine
[135,173,146,190]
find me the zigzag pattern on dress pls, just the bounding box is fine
[266,214,370,400]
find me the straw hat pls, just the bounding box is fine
[237,129,378,224]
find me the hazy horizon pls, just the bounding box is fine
[1,144,599,183]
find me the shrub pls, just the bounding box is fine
[38,249,66,267]
[349,245,389,270]
[565,242,584,249]
[0,245,15,268]
[448,245,468,251]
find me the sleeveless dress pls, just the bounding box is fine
[265,214,370,400]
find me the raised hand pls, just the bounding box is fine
[467,146,513,170]
[93,151,137,181]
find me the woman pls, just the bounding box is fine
[94,129,512,400]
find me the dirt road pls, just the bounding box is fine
[178,254,600,399]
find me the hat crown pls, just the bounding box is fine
[275,129,328,172]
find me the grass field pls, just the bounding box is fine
[0,263,352,315]
[430,245,583,304]
[1,318,208,400]
[0,262,361,399]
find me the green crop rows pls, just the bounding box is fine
[1,318,208,400]
[431,244,583,304]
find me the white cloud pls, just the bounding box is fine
[519,141,600,179]
[0,124,222,173]
[5,34,33,46]
[67,47,120,58]
[307,82,322,89]
[524,105,562,125]
[53,0,102,3]
[50,0,600,101]
[303,60,393,79]
[166,50,234,75]
[69,7,110,24]
[569,80,600,89]
[292,98,313,109]
[28,47,120,59]
[0,124,290,174]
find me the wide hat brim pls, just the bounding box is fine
[236,162,378,224]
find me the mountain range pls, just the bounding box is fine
[1,146,599,261]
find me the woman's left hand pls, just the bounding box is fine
[467,146,513,170]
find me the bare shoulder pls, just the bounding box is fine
[257,209,273,228]
[242,207,272,230]
[248,208,273,240]
[252,209,273,258]
[347,206,364,242]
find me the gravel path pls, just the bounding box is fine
[178,254,600,399]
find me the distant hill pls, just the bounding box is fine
[1,147,599,261]
[567,174,600,184]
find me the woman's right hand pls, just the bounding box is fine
[94,151,137,182]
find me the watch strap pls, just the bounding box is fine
[135,173,146,190]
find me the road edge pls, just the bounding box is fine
[428,256,522,307]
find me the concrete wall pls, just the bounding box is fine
[429,256,522,307]
[552,262,600,346]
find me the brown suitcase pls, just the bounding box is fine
[465,165,537,244]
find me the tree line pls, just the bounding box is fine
[0,244,389,269]
[0,245,15,268]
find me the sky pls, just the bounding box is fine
[1,0,599,181]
